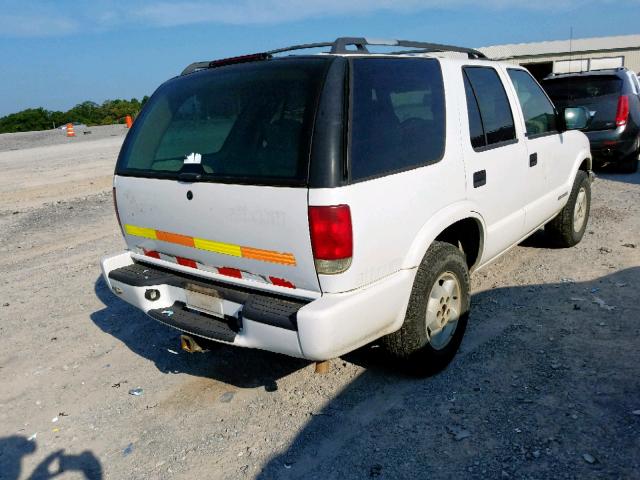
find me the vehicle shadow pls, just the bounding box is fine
[595,164,640,185]
[90,276,308,390]
[0,435,102,480]
[255,267,640,479]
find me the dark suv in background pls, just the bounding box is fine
[542,67,640,172]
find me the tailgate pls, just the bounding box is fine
[115,175,320,293]
[555,95,620,131]
[543,75,623,131]
[110,57,334,295]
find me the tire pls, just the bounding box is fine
[382,241,470,376]
[545,170,591,247]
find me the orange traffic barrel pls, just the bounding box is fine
[66,123,76,137]
[125,115,133,128]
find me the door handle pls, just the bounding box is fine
[529,152,538,167]
[473,170,486,188]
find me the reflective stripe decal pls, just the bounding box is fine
[240,246,296,265]
[141,249,296,288]
[193,238,242,257]
[156,230,195,247]
[126,224,296,266]
[124,225,157,239]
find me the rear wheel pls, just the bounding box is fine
[546,170,591,247]
[382,241,470,376]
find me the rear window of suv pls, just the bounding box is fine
[542,75,623,101]
[350,58,445,181]
[116,58,331,185]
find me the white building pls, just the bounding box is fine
[478,34,640,80]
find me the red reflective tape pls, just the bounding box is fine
[269,276,295,289]
[143,249,161,259]
[218,267,242,278]
[176,257,198,269]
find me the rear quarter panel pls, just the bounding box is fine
[309,60,468,294]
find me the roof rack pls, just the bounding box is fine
[181,36,487,75]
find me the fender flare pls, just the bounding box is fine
[402,201,486,271]
[567,140,592,190]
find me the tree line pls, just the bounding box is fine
[0,97,150,134]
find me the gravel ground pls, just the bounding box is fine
[0,124,126,153]
[0,129,639,480]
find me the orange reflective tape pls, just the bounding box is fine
[241,247,297,266]
[156,230,195,247]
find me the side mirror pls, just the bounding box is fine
[563,106,590,130]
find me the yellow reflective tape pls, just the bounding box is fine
[124,224,157,239]
[193,237,242,257]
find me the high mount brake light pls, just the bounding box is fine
[308,205,353,275]
[616,95,629,127]
[208,53,271,69]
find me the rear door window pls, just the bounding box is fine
[350,58,445,181]
[463,67,516,149]
[116,58,331,185]
[507,69,558,137]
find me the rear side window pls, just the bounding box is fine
[350,58,445,181]
[463,67,516,149]
[507,69,558,136]
[116,58,330,185]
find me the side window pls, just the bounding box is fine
[350,58,445,181]
[463,67,516,149]
[507,69,558,136]
[463,75,485,149]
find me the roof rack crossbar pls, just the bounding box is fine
[180,36,487,75]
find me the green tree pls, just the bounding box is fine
[0,97,148,133]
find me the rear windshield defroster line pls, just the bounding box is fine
[116,57,332,186]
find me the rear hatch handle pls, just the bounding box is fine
[176,163,206,182]
[177,171,203,182]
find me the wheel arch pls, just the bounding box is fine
[579,157,592,172]
[403,202,486,273]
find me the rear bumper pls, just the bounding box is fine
[100,251,414,361]
[585,128,638,163]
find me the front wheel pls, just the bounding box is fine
[545,170,591,247]
[382,241,470,376]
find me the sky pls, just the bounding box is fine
[0,0,639,116]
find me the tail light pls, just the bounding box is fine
[112,187,125,236]
[616,95,629,127]
[308,205,352,275]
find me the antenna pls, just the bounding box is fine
[569,26,573,62]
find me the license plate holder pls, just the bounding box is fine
[185,283,224,318]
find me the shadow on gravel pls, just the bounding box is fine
[594,164,640,185]
[256,268,640,479]
[91,277,308,390]
[0,435,102,480]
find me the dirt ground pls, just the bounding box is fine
[0,127,639,480]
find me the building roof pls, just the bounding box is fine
[478,34,640,60]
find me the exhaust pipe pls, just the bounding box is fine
[180,334,204,353]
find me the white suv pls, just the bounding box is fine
[101,38,592,374]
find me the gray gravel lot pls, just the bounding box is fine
[0,124,126,153]
[0,129,639,479]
